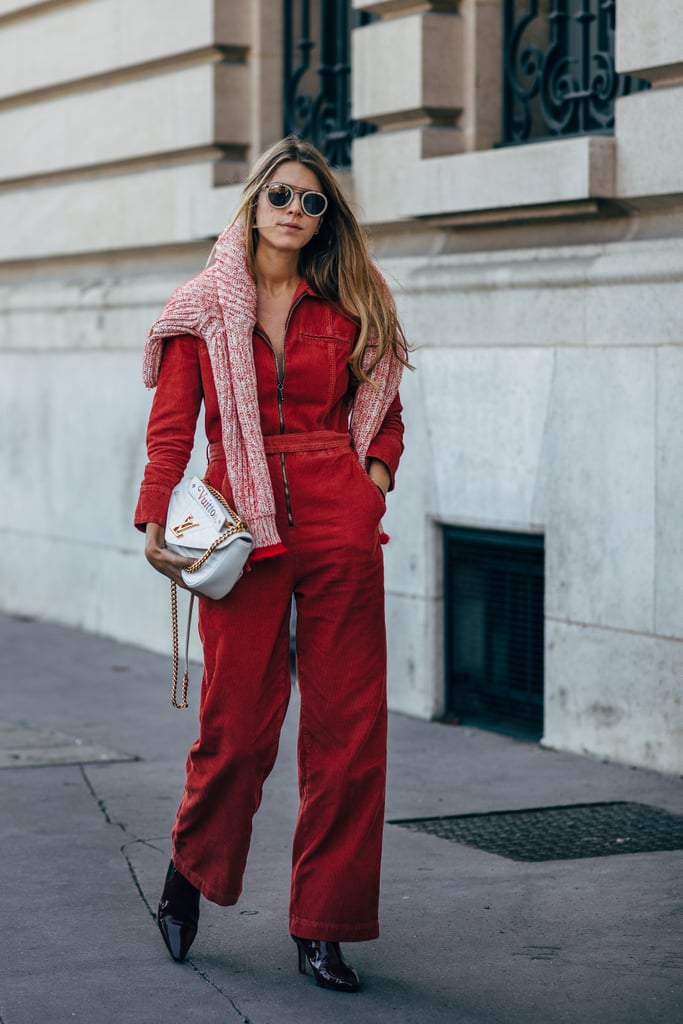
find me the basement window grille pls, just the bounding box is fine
[444,526,544,740]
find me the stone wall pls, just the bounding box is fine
[2,0,682,772]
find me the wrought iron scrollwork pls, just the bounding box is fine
[502,0,650,144]
[283,0,375,168]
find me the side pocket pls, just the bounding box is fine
[352,456,387,516]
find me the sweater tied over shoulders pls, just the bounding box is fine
[142,221,404,556]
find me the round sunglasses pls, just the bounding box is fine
[261,182,328,218]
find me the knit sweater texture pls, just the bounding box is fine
[142,222,403,552]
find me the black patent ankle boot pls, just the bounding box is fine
[157,861,200,962]
[292,936,360,992]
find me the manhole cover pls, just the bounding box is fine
[389,802,683,862]
[0,719,137,769]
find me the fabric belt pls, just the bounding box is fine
[208,431,351,462]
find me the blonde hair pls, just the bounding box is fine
[227,136,411,384]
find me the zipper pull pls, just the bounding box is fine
[278,381,284,393]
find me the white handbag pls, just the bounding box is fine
[164,476,254,708]
[164,476,254,599]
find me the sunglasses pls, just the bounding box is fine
[261,182,328,218]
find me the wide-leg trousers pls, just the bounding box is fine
[170,431,389,941]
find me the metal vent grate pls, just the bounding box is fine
[444,526,544,739]
[390,802,683,862]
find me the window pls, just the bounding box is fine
[502,0,649,145]
[282,0,375,168]
[444,526,545,740]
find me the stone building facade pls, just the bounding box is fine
[1,0,682,772]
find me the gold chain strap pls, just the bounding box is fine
[182,521,248,575]
[168,480,249,709]
[170,581,189,709]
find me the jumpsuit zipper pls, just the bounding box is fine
[254,292,306,527]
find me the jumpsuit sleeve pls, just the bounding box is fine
[365,391,404,492]
[134,335,204,531]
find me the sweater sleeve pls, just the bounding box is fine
[365,390,404,491]
[134,335,204,531]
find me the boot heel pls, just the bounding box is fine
[296,940,307,975]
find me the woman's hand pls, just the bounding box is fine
[144,522,195,589]
[367,458,390,499]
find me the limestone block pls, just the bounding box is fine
[0,272,202,354]
[0,0,250,100]
[616,87,683,200]
[353,130,615,223]
[0,338,207,660]
[654,345,683,639]
[459,0,503,152]
[371,239,683,351]
[0,529,205,665]
[386,592,444,719]
[352,12,462,124]
[416,346,554,529]
[248,0,285,155]
[192,183,243,238]
[583,239,683,345]
[0,64,249,182]
[532,347,656,634]
[0,350,150,551]
[0,162,212,260]
[380,364,434,600]
[544,619,683,775]
[391,249,586,349]
[616,0,683,85]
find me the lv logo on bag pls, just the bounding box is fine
[171,514,200,538]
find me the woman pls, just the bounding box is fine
[135,136,409,992]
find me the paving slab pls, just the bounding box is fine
[0,718,135,768]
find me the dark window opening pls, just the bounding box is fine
[282,1,377,168]
[502,0,650,146]
[444,526,545,740]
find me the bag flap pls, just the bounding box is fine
[165,476,229,549]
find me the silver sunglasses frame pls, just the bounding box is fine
[261,182,328,218]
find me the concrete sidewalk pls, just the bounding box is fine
[1,611,681,1024]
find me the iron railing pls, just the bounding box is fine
[282,0,375,168]
[502,0,650,145]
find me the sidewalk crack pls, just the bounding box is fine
[79,764,127,832]
[78,767,255,1023]
[188,965,256,1024]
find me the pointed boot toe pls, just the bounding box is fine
[157,904,198,962]
[156,861,200,963]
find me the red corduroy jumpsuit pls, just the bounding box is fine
[135,279,404,942]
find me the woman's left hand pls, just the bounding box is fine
[367,458,390,500]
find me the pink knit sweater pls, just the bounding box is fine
[143,222,404,553]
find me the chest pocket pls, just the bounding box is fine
[298,333,348,408]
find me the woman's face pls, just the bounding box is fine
[253,161,325,255]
